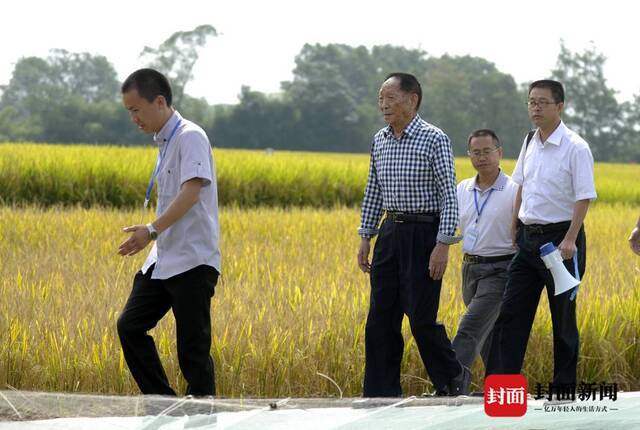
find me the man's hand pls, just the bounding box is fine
[511,221,519,250]
[629,226,640,256]
[358,237,371,273]
[429,243,449,280]
[512,186,522,250]
[558,236,577,260]
[118,225,152,257]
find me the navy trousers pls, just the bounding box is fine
[363,219,461,397]
[486,221,586,385]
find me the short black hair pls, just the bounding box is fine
[467,129,501,149]
[121,68,173,107]
[528,79,564,103]
[384,72,422,110]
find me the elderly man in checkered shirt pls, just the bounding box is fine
[357,72,469,397]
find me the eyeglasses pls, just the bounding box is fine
[527,99,557,108]
[467,147,500,158]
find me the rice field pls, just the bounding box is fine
[1,143,639,208]
[1,203,638,397]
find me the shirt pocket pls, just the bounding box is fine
[541,156,570,191]
[157,162,180,198]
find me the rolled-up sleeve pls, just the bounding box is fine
[179,131,213,186]
[358,141,384,238]
[572,144,597,201]
[432,133,459,244]
[511,138,528,186]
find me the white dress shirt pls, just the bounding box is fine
[458,170,518,256]
[512,121,597,225]
[141,111,221,280]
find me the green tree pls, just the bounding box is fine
[420,55,529,158]
[179,94,218,132]
[619,96,640,162]
[281,44,433,152]
[213,86,297,150]
[0,50,142,144]
[0,105,41,141]
[139,24,217,106]
[213,44,528,155]
[2,50,119,110]
[551,42,625,161]
[282,44,375,152]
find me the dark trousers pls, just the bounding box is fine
[486,222,586,385]
[452,259,510,370]
[117,264,219,396]
[363,219,461,397]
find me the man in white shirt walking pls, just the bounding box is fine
[116,69,221,396]
[486,80,597,387]
[452,129,518,393]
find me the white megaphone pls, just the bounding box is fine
[539,242,580,296]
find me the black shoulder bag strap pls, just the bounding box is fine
[525,130,536,150]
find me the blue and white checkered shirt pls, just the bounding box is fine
[358,114,460,244]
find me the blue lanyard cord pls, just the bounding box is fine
[473,188,494,223]
[144,119,182,208]
[570,252,580,301]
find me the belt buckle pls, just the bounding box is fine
[389,212,403,223]
[525,225,541,235]
[531,225,544,235]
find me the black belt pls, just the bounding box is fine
[523,221,571,235]
[385,211,439,224]
[463,254,515,264]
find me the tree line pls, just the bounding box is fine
[0,25,638,161]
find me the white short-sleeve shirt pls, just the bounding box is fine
[141,111,221,280]
[457,170,518,257]
[512,121,597,225]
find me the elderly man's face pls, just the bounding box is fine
[378,78,417,130]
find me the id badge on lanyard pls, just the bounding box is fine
[462,226,479,253]
[462,188,494,253]
[144,119,182,208]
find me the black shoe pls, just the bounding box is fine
[422,388,450,397]
[449,365,471,396]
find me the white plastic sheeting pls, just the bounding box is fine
[1,391,638,429]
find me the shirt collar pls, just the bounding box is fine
[467,169,508,192]
[536,120,567,147]
[154,110,182,145]
[382,114,422,138]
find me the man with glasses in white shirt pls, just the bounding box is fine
[486,80,596,388]
[451,129,518,394]
[116,69,221,397]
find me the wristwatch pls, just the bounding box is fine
[146,223,158,240]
